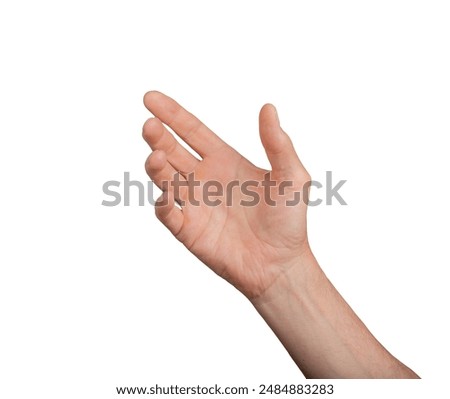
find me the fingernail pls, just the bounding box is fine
[273,105,280,125]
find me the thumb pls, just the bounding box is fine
[259,104,306,179]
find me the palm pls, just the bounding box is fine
[143,92,310,298]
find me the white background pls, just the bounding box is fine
[1,1,449,398]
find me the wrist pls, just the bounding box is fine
[250,246,323,307]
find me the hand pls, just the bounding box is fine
[142,92,419,378]
[143,91,311,298]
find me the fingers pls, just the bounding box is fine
[155,190,184,238]
[147,150,186,237]
[145,150,188,203]
[143,91,226,158]
[143,117,199,175]
[259,104,307,179]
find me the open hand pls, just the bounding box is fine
[143,91,311,298]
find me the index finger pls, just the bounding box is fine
[143,91,226,158]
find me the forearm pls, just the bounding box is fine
[250,249,419,379]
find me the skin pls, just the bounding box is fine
[142,91,419,379]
